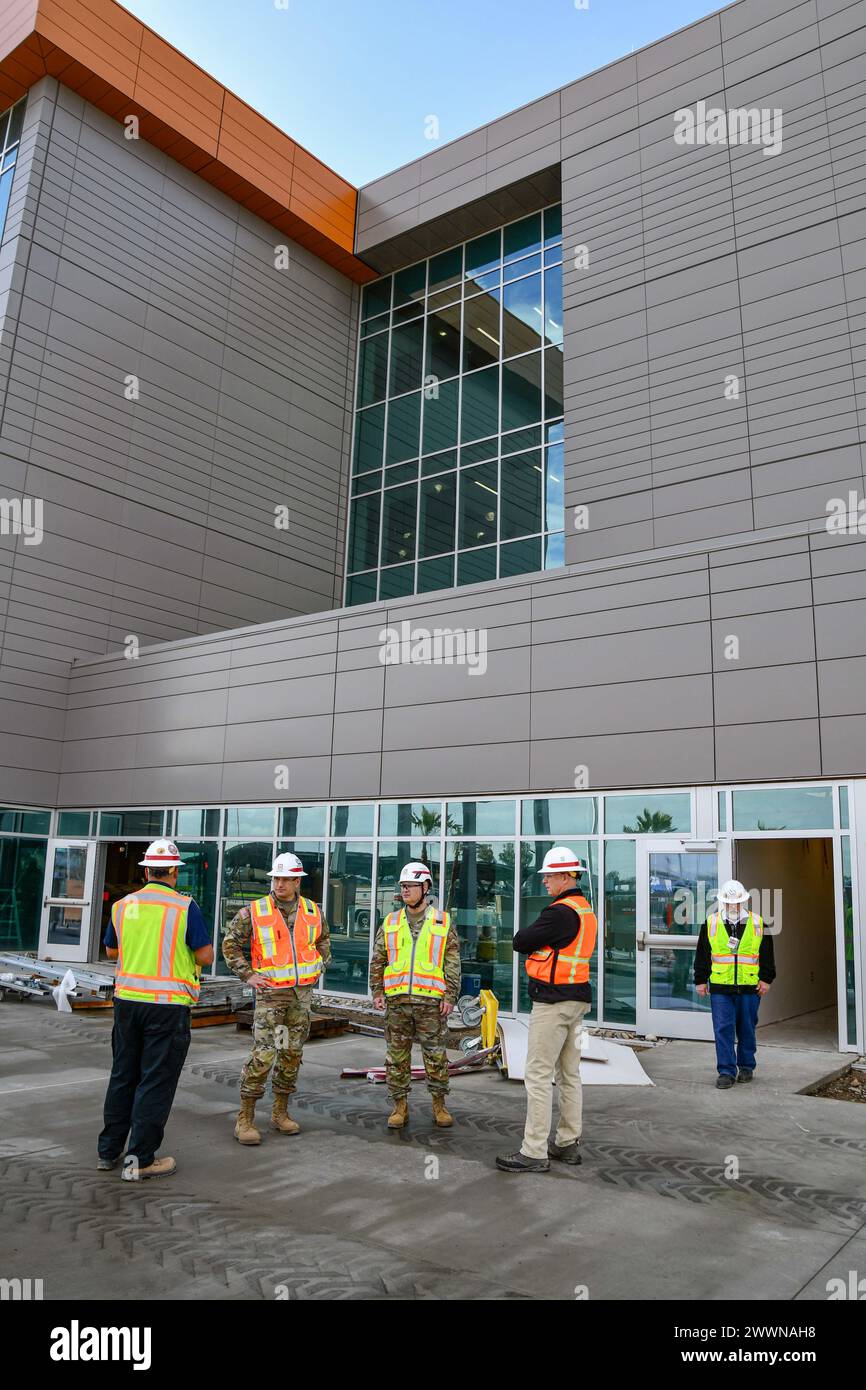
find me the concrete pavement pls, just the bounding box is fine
[1,999,865,1301]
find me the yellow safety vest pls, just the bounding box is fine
[113,885,201,1006]
[383,907,450,999]
[707,912,763,987]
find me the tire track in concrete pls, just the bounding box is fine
[185,1065,866,1234]
[0,1157,529,1301]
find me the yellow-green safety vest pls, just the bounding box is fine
[707,911,763,988]
[383,907,450,999]
[113,885,201,1006]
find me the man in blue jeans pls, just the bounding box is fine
[694,879,775,1090]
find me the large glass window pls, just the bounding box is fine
[323,841,374,996]
[731,786,834,832]
[842,838,856,1047]
[99,810,164,837]
[517,840,599,1015]
[224,807,275,838]
[447,800,516,837]
[444,840,515,1010]
[0,837,46,952]
[521,798,598,836]
[0,99,25,242]
[175,808,220,838]
[219,841,273,974]
[347,204,564,604]
[176,841,218,954]
[604,840,636,1024]
[604,794,691,835]
[0,808,51,834]
[376,840,441,932]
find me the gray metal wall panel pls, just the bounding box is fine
[56,527,866,805]
[0,76,357,801]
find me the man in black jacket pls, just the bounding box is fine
[694,878,775,1089]
[496,847,598,1173]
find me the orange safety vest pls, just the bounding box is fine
[525,893,598,986]
[250,894,323,988]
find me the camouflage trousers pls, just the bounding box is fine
[239,986,313,1099]
[385,997,449,1099]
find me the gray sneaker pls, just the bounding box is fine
[548,1139,582,1165]
[96,1157,119,1171]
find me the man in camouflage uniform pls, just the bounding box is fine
[370,861,461,1129]
[222,851,330,1144]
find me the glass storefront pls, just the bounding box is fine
[323,840,372,996]
[0,835,47,952]
[604,840,636,1025]
[444,839,515,1009]
[9,783,862,1049]
[517,840,599,1015]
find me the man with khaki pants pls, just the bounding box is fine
[496,847,598,1173]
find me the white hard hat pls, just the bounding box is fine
[139,839,185,867]
[541,846,585,876]
[719,878,750,904]
[399,861,433,886]
[269,851,305,878]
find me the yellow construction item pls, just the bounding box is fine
[479,988,498,1051]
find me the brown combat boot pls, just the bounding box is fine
[387,1097,409,1129]
[432,1094,453,1128]
[234,1097,261,1145]
[271,1093,301,1135]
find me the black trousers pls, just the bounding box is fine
[99,998,191,1167]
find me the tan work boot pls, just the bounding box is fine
[271,1094,301,1135]
[234,1097,261,1146]
[432,1094,453,1128]
[387,1097,409,1129]
[121,1156,176,1181]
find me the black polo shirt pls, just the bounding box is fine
[512,887,593,1005]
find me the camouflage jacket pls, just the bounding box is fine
[222,894,331,1002]
[369,905,461,1002]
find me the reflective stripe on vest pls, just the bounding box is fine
[525,893,598,986]
[382,908,450,999]
[707,912,763,987]
[250,894,323,987]
[114,887,200,1006]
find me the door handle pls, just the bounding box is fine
[636,930,646,952]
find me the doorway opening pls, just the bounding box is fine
[735,838,838,1052]
[96,842,147,960]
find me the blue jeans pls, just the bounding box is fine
[710,991,760,1077]
[99,999,191,1167]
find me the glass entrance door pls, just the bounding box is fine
[635,840,731,1040]
[37,840,97,962]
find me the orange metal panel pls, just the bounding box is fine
[37,0,140,87]
[0,0,376,282]
[134,29,222,154]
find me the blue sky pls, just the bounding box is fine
[123,0,723,185]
